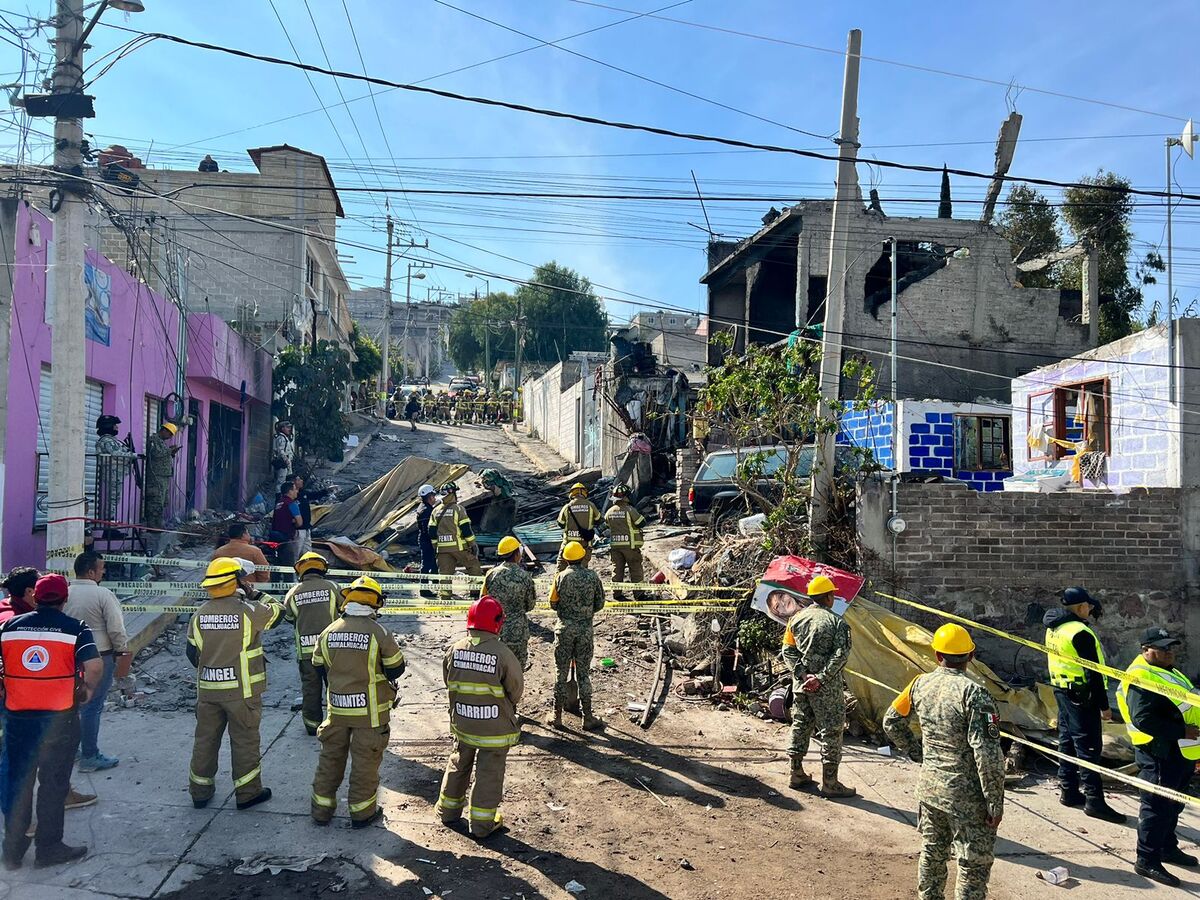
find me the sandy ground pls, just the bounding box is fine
[4,418,1200,899]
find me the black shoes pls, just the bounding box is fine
[235,788,272,811]
[192,798,210,809]
[1163,847,1200,868]
[34,843,88,868]
[350,808,383,830]
[1058,788,1085,808]
[1083,801,1126,824]
[1135,859,1181,887]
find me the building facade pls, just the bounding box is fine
[346,288,453,380]
[2,202,273,568]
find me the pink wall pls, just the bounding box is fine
[3,202,273,569]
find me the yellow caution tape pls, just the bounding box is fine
[845,667,1200,810]
[873,590,1200,713]
[119,603,725,617]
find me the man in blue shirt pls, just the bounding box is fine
[1,575,103,870]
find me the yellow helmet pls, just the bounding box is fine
[562,541,586,562]
[497,535,522,557]
[295,552,328,575]
[202,557,242,597]
[930,623,975,655]
[806,574,837,596]
[569,482,587,497]
[161,422,179,437]
[341,575,384,609]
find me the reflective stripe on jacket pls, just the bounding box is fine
[444,630,523,749]
[1045,619,1107,690]
[188,592,283,701]
[604,501,645,550]
[1,629,78,711]
[284,577,340,659]
[557,500,598,543]
[435,503,475,551]
[312,615,404,728]
[1115,655,1200,760]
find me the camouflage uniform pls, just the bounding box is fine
[883,667,1006,900]
[550,565,605,706]
[95,433,135,524]
[781,604,850,766]
[143,432,174,532]
[482,561,537,668]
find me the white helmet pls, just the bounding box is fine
[417,484,437,499]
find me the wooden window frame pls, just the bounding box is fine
[954,414,1012,472]
[1026,388,1056,462]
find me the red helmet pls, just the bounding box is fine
[467,595,505,634]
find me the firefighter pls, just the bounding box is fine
[556,483,600,571]
[435,595,523,839]
[604,484,645,599]
[431,482,482,599]
[310,576,406,828]
[283,552,341,735]
[186,558,284,811]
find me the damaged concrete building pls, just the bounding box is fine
[701,200,1100,402]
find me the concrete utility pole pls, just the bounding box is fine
[379,215,394,409]
[810,28,862,555]
[46,0,89,559]
[0,199,16,566]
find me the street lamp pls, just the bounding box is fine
[465,273,490,299]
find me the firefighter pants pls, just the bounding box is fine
[555,544,593,571]
[298,657,326,734]
[437,549,482,599]
[436,739,508,837]
[610,547,643,586]
[189,696,264,805]
[311,722,389,824]
[2,710,78,856]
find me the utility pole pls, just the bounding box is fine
[46,0,89,559]
[514,295,525,392]
[889,237,898,401]
[379,215,394,410]
[809,28,862,556]
[0,199,16,567]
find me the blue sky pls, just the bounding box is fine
[4,0,1200,323]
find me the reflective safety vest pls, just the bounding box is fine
[1115,655,1200,760]
[0,625,79,712]
[1045,620,1107,690]
[604,502,645,550]
[435,503,475,551]
[188,592,284,700]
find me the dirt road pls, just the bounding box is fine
[4,418,1198,899]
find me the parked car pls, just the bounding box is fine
[688,444,860,526]
[447,378,475,396]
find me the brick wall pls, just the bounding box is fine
[838,402,895,468]
[859,479,1188,669]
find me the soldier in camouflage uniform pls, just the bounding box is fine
[481,536,537,669]
[547,541,605,731]
[781,575,855,798]
[143,423,179,552]
[883,623,1005,900]
[95,415,135,528]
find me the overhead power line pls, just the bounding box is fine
[92,22,1200,205]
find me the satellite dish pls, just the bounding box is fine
[1183,119,1197,159]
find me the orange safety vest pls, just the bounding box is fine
[1,627,79,712]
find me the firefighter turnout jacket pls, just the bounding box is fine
[557,499,600,545]
[434,501,476,552]
[312,613,406,729]
[284,576,340,660]
[186,589,284,700]
[604,500,646,549]
[444,629,523,750]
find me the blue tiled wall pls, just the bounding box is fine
[909,411,1011,492]
[837,404,895,469]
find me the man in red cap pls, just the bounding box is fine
[0,574,103,869]
[435,596,523,839]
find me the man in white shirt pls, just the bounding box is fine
[65,552,130,773]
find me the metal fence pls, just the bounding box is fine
[36,451,150,554]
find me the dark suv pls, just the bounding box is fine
[688,444,859,525]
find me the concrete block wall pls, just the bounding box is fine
[858,479,1188,667]
[1012,324,1179,491]
[838,402,895,469]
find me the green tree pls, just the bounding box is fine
[998,184,1061,288]
[1059,170,1163,342]
[448,304,485,372]
[514,262,608,362]
[273,340,352,462]
[349,322,381,383]
[702,333,875,554]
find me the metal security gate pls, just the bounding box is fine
[35,366,103,526]
[207,401,243,511]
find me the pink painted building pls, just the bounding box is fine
[3,202,273,569]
